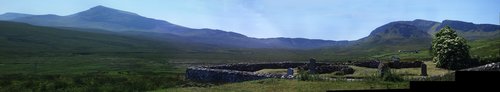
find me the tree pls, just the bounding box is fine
[431,26,475,70]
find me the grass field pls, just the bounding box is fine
[0,43,487,91]
[159,78,409,92]
[0,54,454,91]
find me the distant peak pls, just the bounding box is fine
[2,12,18,15]
[442,20,474,24]
[413,19,436,22]
[0,12,34,20]
[442,19,466,23]
[442,19,459,22]
[1,12,32,16]
[87,5,117,12]
[90,5,113,10]
[72,5,139,16]
[94,5,106,8]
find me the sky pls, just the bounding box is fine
[0,0,499,40]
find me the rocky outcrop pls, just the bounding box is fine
[186,62,354,83]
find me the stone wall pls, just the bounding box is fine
[388,61,423,69]
[354,61,380,68]
[186,62,353,83]
[298,65,355,74]
[460,62,500,71]
[207,62,319,72]
[354,61,423,68]
[186,67,278,83]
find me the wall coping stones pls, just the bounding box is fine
[460,62,500,71]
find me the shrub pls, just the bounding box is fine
[431,26,476,70]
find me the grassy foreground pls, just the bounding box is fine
[156,61,453,92]
[159,79,408,92]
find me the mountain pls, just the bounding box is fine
[0,21,178,53]
[4,5,350,49]
[349,21,433,54]
[0,12,33,20]
[359,22,431,45]
[397,19,440,34]
[10,5,187,33]
[345,19,500,56]
[260,38,352,49]
[434,20,500,40]
[3,5,499,50]
[359,19,500,44]
[0,21,326,61]
[0,20,261,57]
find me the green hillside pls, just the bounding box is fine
[469,38,500,57]
[0,21,181,55]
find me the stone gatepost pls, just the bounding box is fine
[308,58,317,74]
[421,63,428,76]
[378,62,390,77]
[391,56,400,68]
[287,68,294,76]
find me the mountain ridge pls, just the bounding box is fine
[2,5,350,49]
[1,5,499,49]
[0,12,33,20]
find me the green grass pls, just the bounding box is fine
[324,61,451,78]
[255,69,289,74]
[0,52,189,91]
[158,79,408,92]
[391,61,452,78]
[0,54,189,91]
[0,73,187,92]
[469,38,500,57]
[0,54,179,74]
[254,68,300,75]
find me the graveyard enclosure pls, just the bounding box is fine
[185,62,355,82]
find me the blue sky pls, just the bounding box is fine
[1,0,499,40]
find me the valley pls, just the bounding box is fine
[0,5,499,92]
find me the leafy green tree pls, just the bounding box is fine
[432,26,474,70]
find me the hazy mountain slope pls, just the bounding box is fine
[358,19,500,44]
[358,22,431,44]
[3,5,499,50]
[10,6,186,33]
[5,5,350,49]
[0,21,182,54]
[0,13,33,20]
[434,20,500,40]
[317,19,500,57]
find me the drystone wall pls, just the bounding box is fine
[354,61,423,68]
[460,62,500,71]
[186,62,353,83]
